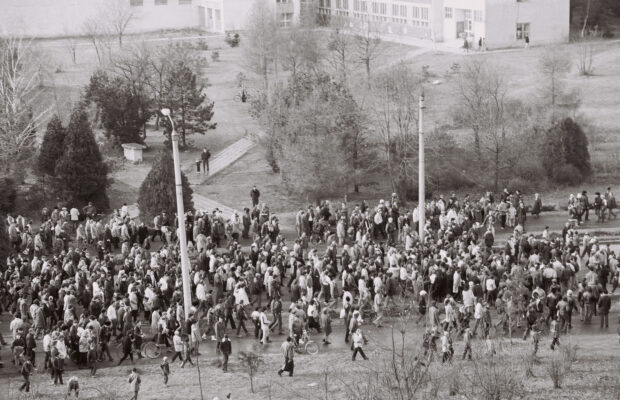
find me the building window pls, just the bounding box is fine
[380,3,386,15]
[130,0,143,5]
[412,6,419,19]
[354,0,359,11]
[361,0,367,12]
[516,22,530,39]
[343,0,348,9]
[372,2,378,14]
[179,0,192,4]
[392,4,398,16]
[474,10,483,22]
[464,9,472,20]
[280,12,293,27]
[155,0,168,5]
[421,7,428,20]
[336,0,341,9]
[444,7,452,18]
[400,5,406,18]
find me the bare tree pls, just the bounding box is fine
[374,63,421,194]
[63,27,78,64]
[244,0,279,90]
[327,23,353,86]
[83,18,107,64]
[538,46,571,108]
[278,26,323,81]
[105,0,134,48]
[0,36,50,174]
[456,58,486,162]
[353,22,382,89]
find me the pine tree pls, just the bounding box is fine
[162,61,216,147]
[55,107,109,209]
[37,115,66,175]
[138,150,193,225]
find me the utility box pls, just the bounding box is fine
[122,143,147,163]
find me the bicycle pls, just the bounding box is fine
[141,342,163,359]
[293,330,319,355]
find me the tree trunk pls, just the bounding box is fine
[581,0,591,38]
[494,147,500,192]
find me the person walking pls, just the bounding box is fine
[171,330,184,364]
[128,368,141,400]
[180,334,194,368]
[259,307,271,345]
[235,301,249,337]
[220,334,232,372]
[277,337,294,377]
[550,316,560,350]
[462,327,473,360]
[351,329,368,361]
[160,357,170,387]
[320,308,332,345]
[117,333,135,365]
[19,359,33,393]
[87,341,97,377]
[201,148,211,174]
[250,186,260,208]
[598,291,611,328]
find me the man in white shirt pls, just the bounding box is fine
[42,332,52,370]
[259,307,271,345]
[107,302,118,336]
[471,299,484,337]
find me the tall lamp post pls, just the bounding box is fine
[418,93,425,243]
[161,108,193,322]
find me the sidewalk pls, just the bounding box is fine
[121,136,254,221]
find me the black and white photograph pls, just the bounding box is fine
[0,0,619,398]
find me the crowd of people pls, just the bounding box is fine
[1,185,619,396]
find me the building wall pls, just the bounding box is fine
[0,0,201,38]
[441,0,486,43]
[485,0,570,48]
[318,0,433,38]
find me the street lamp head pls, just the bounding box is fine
[161,108,171,116]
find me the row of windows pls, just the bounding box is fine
[444,7,483,22]
[323,0,429,20]
[130,0,192,6]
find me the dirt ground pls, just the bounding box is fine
[2,330,618,400]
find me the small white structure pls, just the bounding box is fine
[122,143,147,163]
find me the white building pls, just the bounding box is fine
[0,0,301,38]
[318,0,570,48]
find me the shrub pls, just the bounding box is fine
[138,150,193,226]
[37,115,66,176]
[520,350,536,378]
[542,118,592,184]
[553,163,584,186]
[546,356,567,389]
[0,178,16,214]
[560,343,578,372]
[211,50,220,62]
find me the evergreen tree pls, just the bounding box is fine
[37,115,66,175]
[55,107,109,209]
[162,61,216,147]
[85,71,148,144]
[138,150,193,225]
[542,117,592,184]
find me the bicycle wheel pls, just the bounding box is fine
[143,342,161,359]
[305,341,319,355]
